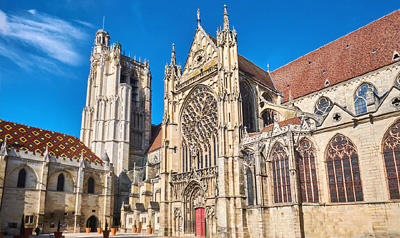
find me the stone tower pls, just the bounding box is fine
[80,29,152,219]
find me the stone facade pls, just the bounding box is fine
[0,133,113,234]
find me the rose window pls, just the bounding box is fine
[182,87,218,145]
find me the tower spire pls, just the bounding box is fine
[171,43,176,65]
[223,5,230,31]
[197,9,201,27]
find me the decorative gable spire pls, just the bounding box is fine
[171,43,176,66]
[223,5,230,31]
[197,9,201,27]
[43,145,50,163]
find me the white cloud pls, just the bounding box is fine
[0,9,92,68]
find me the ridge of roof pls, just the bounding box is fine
[273,9,400,73]
[271,9,400,103]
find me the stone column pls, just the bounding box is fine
[74,159,85,232]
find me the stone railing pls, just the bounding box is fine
[171,166,218,183]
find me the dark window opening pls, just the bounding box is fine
[88,177,95,194]
[57,174,65,192]
[17,169,26,188]
[247,169,254,205]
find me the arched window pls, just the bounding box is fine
[326,134,363,202]
[246,169,255,205]
[395,74,400,88]
[261,109,276,127]
[240,82,257,133]
[298,138,319,203]
[88,177,95,194]
[271,143,291,203]
[354,84,378,115]
[57,174,65,192]
[314,97,333,116]
[382,119,400,199]
[17,169,26,188]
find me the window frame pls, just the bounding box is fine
[325,134,363,203]
[353,83,378,115]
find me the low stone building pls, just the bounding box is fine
[0,120,114,234]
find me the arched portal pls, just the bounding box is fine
[183,181,205,236]
[86,216,97,232]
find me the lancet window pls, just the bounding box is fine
[271,143,291,203]
[382,119,400,199]
[326,134,363,202]
[240,82,257,133]
[298,138,319,203]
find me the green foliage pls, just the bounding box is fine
[148,220,151,228]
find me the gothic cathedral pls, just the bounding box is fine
[1,5,400,238]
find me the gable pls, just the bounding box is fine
[182,27,218,79]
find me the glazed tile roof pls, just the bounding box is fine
[271,9,400,103]
[148,124,162,153]
[0,119,102,163]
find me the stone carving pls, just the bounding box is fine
[182,87,218,149]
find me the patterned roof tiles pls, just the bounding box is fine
[0,119,102,163]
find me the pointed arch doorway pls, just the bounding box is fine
[184,181,206,237]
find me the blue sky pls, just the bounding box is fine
[0,0,399,137]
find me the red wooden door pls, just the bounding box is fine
[195,208,205,237]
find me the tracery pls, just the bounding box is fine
[382,119,400,199]
[181,87,218,172]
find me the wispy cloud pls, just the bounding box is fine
[0,9,93,69]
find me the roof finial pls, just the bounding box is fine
[267,63,270,72]
[197,9,201,27]
[223,5,230,31]
[102,16,105,30]
[171,43,176,65]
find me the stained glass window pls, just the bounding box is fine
[247,169,255,205]
[395,74,400,88]
[326,134,363,202]
[354,84,378,115]
[240,82,257,133]
[272,143,291,203]
[314,97,333,116]
[298,138,319,203]
[382,119,400,199]
[181,87,218,170]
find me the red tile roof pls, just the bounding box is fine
[148,124,162,153]
[271,10,400,102]
[238,55,275,89]
[0,119,101,163]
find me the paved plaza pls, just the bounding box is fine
[2,234,173,238]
